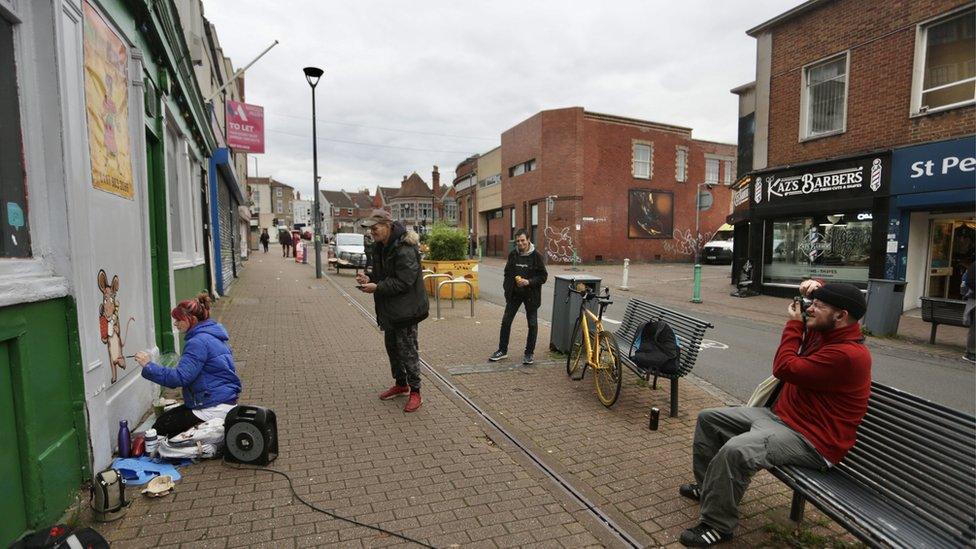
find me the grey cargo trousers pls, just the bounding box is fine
[693,406,827,534]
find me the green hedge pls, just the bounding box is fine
[426,222,467,261]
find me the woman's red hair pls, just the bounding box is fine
[171,292,213,328]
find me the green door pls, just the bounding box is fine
[0,339,28,545]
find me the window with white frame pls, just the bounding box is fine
[675,147,688,182]
[190,160,201,253]
[165,123,184,253]
[723,160,733,185]
[913,7,975,114]
[418,202,432,221]
[705,158,720,185]
[802,53,848,138]
[508,159,536,177]
[632,142,652,179]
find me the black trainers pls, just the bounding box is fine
[522,353,534,365]
[679,523,731,547]
[488,350,507,362]
[679,483,702,501]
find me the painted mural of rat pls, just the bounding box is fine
[98,269,135,384]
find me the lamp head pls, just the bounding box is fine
[303,66,324,87]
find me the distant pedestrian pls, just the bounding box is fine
[962,259,974,363]
[356,209,429,412]
[488,229,548,365]
[259,229,270,253]
[279,229,292,257]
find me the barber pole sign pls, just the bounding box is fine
[226,100,265,153]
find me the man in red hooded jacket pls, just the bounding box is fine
[678,281,871,547]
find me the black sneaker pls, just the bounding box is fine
[679,523,732,547]
[522,353,534,365]
[488,350,507,362]
[679,483,701,501]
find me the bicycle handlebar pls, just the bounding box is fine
[564,280,612,304]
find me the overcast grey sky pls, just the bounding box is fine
[203,0,798,198]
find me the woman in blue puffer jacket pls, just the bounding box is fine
[135,292,242,437]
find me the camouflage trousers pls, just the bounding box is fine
[382,324,421,391]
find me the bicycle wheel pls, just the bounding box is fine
[567,317,586,378]
[594,330,622,407]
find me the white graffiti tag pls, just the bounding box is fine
[544,226,576,263]
[663,226,711,257]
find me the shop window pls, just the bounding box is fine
[801,53,848,139]
[632,142,652,179]
[912,7,975,114]
[0,17,30,258]
[165,124,184,253]
[765,214,872,285]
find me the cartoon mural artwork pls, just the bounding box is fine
[98,270,135,383]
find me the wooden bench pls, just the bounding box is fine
[614,299,714,417]
[920,297,968,344]
[771,382,976,548]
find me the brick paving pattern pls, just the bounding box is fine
[92,257,860,548]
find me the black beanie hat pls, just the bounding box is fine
[810,283,867,320]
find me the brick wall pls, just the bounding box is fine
[765,0,975,167]
[500,108,736,263]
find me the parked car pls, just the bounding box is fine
[702,226,734,264]
[331,232,367,269]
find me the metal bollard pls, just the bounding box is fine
[620,258,631,291]
[436,278,475,320]
[691,263,703,304]
[423,273,452,318]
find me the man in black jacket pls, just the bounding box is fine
[489,229,548,365]
[356,210,429,412]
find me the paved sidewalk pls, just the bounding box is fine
[91,256,857,548]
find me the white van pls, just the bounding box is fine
[332,233,367,267]
[702,224,734,264]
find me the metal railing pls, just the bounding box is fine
[436,278,475,320]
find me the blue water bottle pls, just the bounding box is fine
[118,420,131,458]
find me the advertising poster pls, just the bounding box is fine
[226,100,265,153]
[83,1,133,199]
[628,189,673,238]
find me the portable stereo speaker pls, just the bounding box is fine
[224,405,278,465]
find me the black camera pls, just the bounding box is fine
[793,296,812,319]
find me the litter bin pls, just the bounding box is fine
[863,279,907,336]
[550,275,601,353]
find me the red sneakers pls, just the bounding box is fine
[379,385,409,400]
[404,392,422,412]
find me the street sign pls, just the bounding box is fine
[698,190,713,211]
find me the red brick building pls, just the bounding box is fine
[499,107,736,263]
[735,0,975,301]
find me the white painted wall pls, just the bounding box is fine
[55,0,157,470]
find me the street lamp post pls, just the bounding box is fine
[303,66,324,278]
[691,182,712,304]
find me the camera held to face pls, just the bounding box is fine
[794,296,812,320]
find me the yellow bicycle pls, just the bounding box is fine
[566,282,622,407]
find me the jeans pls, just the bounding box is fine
[498,294,538,354]
[692,406,826,534]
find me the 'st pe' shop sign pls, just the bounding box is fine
[226,101,265,153]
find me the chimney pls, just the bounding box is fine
[402,175,407,183]
[432,165,440,196]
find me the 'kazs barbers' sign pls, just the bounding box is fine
[752,153,890,208]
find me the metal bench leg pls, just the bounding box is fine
[929,322,938,344]
[789,491,806,522]
[670,378,679,417]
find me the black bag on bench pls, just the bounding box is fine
[629,319,681,376]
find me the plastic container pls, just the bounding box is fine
[144,429,159,457]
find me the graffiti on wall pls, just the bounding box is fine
[544,226,576,263]
[663,226,710,257]
[98,270,135,383]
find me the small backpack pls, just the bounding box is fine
[629,319,681,376]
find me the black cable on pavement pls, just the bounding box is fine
[222,459,436,548]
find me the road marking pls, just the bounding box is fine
[602,317,622,325]
[699,339,728,350]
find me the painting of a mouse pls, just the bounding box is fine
[98,269,135,383]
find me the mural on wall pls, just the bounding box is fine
[83,0,134,199]
[628,189,673,238]
[544,226,576,263]
[98,270,135,383]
